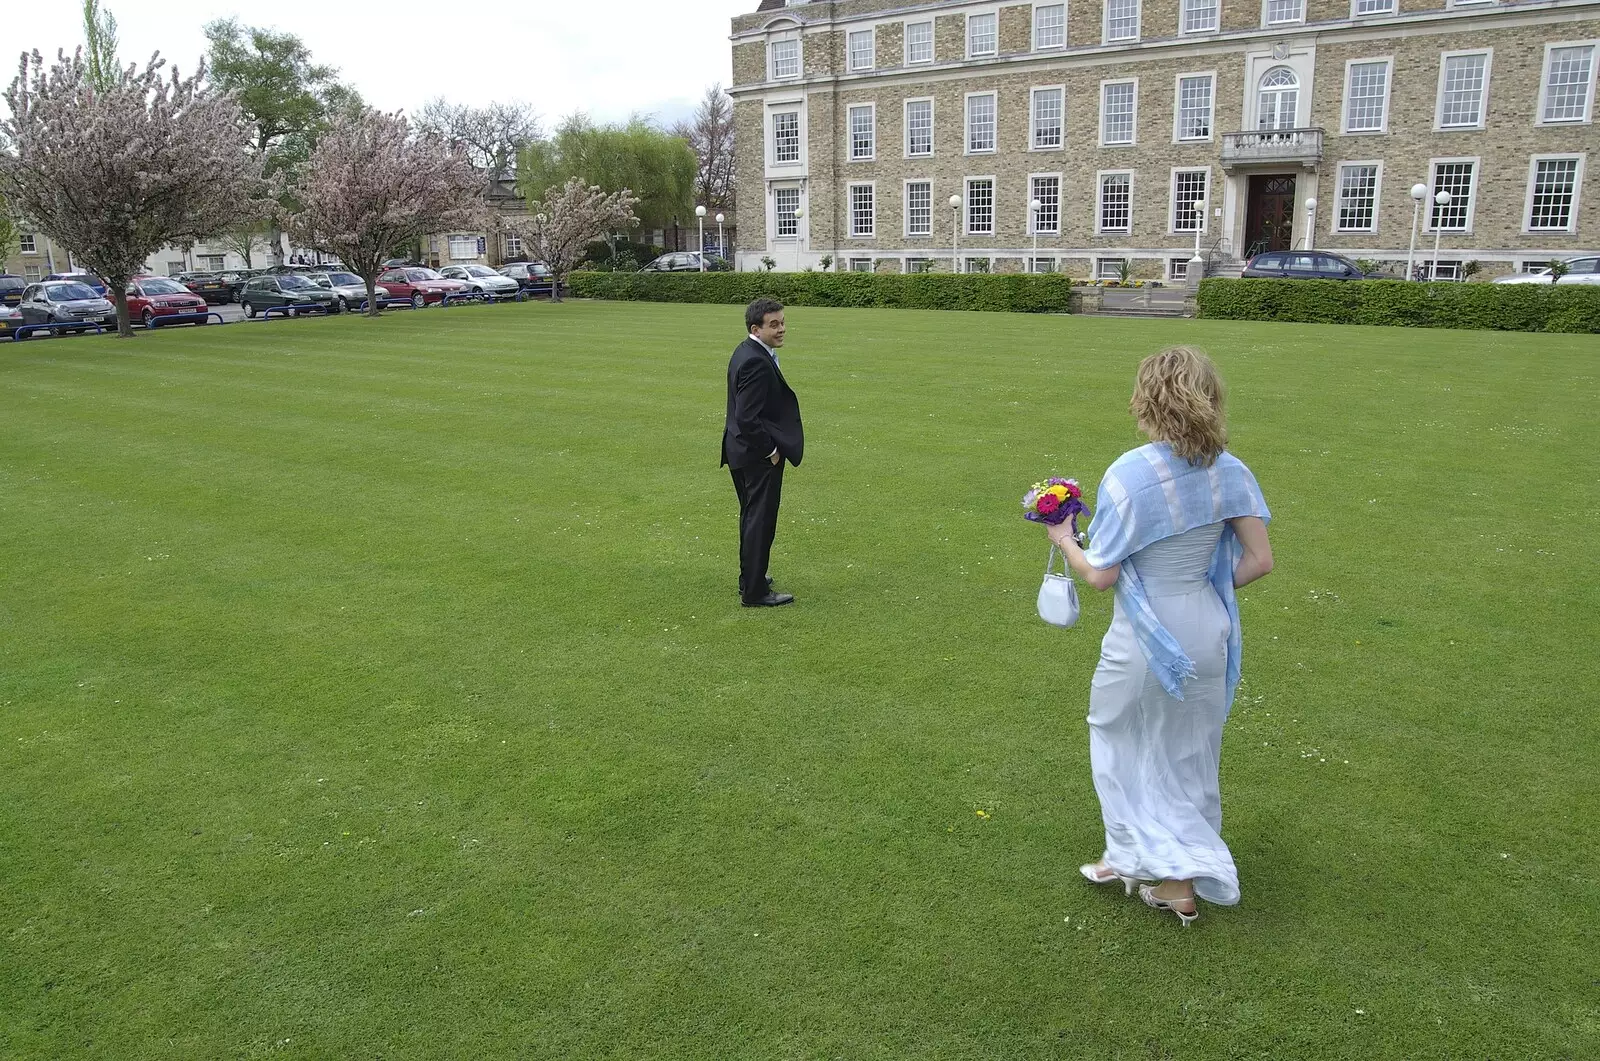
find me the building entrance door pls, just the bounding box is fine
[1244,175,1296,256]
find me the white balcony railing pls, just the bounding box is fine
[1220,128,1324,168]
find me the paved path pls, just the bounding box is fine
[1093,288,1191,317]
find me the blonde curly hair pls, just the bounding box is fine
[1130,346,1228,466]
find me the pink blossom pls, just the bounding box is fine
[0,49,270,337]
[286,108,486,315]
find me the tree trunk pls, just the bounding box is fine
[111,282,133,339]
[550,267,564,303]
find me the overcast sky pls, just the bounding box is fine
[6,0,752,129]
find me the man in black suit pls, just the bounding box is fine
[721,298,804,607]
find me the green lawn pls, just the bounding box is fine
[1,303,1595,1060]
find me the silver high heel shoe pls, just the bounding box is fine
[1079,861,1140,896]
[1139,883,1200,927]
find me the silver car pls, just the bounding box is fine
[439,264,521,298]
[1493,255,1600,285]
[17,281,116,333]
[306,270,390,311]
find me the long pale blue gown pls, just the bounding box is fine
[1088,521,1240,905]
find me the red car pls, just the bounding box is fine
[375,267,467,307]
[127,276,210,327]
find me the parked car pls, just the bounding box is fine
[0,273,25,307]
[439,264,521,299]
[237,273,342,318]
[16,281,116,332]
[499,261,564,297]
[125,276,210,328]
[174,271,235,304]
[305,271,390,311]
[0,303,22,338]
[375,267,467,307]
[639,251,716,273]
[1240,251,1383,280]
[382,258,422,269]
[46,272,109,295]
[1493,255,1600,285]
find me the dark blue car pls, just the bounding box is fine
[46,272,108,296]
[0,273,25,307]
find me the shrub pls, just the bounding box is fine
[1196,278,1600,333]
[566,271,1077,314]
[579,240,663,272]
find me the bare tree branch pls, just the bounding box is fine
[414,98,541,181]
[670,84,736,213]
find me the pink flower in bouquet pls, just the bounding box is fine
[1037,493,1061,516]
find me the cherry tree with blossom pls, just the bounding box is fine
[0,49,268,338]
[506,180,639,304]
[286,108,484,315]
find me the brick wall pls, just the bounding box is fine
[734,100,769,252]
[729,0,1600,271]
[1310,23,1600,256]
[733,41,766,88]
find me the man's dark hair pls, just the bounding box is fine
[746,298,784,332]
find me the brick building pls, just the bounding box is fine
[728,0,1598,279]
[3,230,77,282]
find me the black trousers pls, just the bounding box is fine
[730,460,783,602]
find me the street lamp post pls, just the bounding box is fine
[1430,191,1452,282]
[793,207,804,271]
[695,205,707,271]
[1305,198,1318,251]
[949,194,962,274]
[1029,197,1042,272]
[1407,183,1428,280]
[1186,197,1208,287]
[715,213,725,263]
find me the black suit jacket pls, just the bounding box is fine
[721,337,804,469]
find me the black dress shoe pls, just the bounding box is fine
[742,592,795,608]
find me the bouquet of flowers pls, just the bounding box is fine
[1022,477,1087,530]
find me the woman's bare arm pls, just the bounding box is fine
[1229,516,1273,588]
[1046,520,1120,591]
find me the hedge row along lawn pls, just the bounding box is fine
[569,269,1078,313]
[2,302,1595,1059]
[1197,276,1600,332]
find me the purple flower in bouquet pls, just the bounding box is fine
[1022,477,1087,529]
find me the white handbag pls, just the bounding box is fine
[1037,546,1081,628]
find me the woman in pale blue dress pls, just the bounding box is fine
[1048,347,1274,927]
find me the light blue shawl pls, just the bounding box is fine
[1083,442,1271,707]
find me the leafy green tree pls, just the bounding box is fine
[82,0,120,92]
[518,116,695,237]
[204,19,362,263]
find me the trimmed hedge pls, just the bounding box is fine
[1197,277,1600,333]
[567,270,1075,313]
